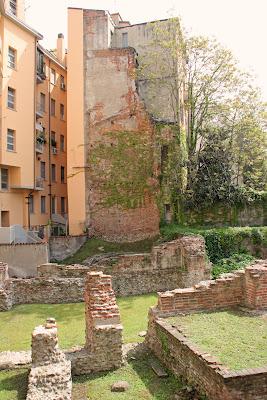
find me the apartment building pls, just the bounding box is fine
[0,0,67,235]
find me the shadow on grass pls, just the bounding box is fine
[0,369,28,400]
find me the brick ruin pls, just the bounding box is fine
[0,236,211,310]
[146,260,267,400]
[27,319,72,400]
[26,271,122,398]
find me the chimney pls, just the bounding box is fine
[57,33,65,64]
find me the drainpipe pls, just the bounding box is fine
[48,58,52,222]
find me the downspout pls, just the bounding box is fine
[48,58,52,222]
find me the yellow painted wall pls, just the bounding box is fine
[67,8,86,235]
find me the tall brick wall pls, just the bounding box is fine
[83,10,159,242]
[245,261,267,309]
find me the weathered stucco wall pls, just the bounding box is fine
[49,235,87,262]
[0,243,49,277]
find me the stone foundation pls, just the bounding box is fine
[0,236,211,310]
[26,319,72,400]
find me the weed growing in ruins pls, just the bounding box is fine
[212,253,255,279]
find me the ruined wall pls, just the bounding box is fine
[27,319,72,400]
[157,260,267,315]
[83,10,160,242]
[0,243,49,278]
[69,271,123,375]
[146,314,267,400]
[49,235,87,262]
[0,236,211,309]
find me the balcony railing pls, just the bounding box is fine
[35,177,44,190]
[36,141,44,154]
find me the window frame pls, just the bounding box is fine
[9,0,17,15]
[60,103,65,120]
[51,69,56,85]
[51,98,56,116]
[0,169,9,190]
[40,161,46,180]
[60,166,65,184]
[41,196,46,214]
[7,128,15,152]
[8,46,16,69]
[60,135,65,152]
[7,87,16,110]
[29,195,34,214]
[51,164,56,182]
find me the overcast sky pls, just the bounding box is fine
[26,0,267,100]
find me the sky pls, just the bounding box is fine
[26,0,267,100]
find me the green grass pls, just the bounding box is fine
[168,311,267,371]
[61,238,157,264]
[0,369,28,400]
[72,352,183,400]
[0,294,157,352]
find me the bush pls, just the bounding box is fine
[212,253,255,279]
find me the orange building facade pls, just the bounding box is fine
[0,0,67,236]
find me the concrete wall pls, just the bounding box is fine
[49,235,87,261]
[0,243,48,277]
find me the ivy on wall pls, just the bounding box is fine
[88,131,154,209]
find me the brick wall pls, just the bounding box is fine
[83,9,160,242]
[157,260,267,315]
[146,313,267,400]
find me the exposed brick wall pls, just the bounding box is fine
[83,9,160,242]
[157,260,267,315]
[146,313,267,400]
[69,272,123,375]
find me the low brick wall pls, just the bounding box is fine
[146,314,267,400]
[49,235,87,262]
[157,260,267,315]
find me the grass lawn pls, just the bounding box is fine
[0,294,157,352]
[73,352,183,400]
[62,237,157,264]
[168,310,267,371]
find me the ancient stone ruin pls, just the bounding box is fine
[69,271,123,375]
[25,271,123,398]
[146,260,267,400]
[27,318,72,400]
[0,236,211,310]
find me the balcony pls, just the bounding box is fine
[36,141,44,154]
[35,177,44,190]
[36,103,45,119]
[52,147,58,155]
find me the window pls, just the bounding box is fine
[51,69,56,85]
[7,129,15,151]
[7,87,15,109]
[61,197,65,214]
[51,131,56,148]
[0,169,8,190]
[40,161,46,179]
[9,0,17,15]
[60,135,65,152]
[61,166,65,183]
[51,196,56,214]
[8,47,16,69]
[37,50,45,77]
[51,164,56,182]
[60,75,65,90]
[51,99,55,116]
[41,196,46,214]
[40,93,46,112]
[122,32,128,48]
[29,195,34,214]
[60,104,65,120]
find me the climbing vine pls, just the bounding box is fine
[88,131,154,209]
